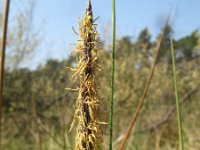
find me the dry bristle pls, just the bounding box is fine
[70,1,103,150]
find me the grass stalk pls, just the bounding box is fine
[119,16,170,150]
[170,38,184,150]
[0,0,10,148]
[109,0,116,149]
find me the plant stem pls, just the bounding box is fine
[0,0,10,149]
[109,0,116,149]
[170,38,184,150]
[119,16,170,150]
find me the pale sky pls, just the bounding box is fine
[2,0,200,68]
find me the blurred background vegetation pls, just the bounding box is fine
[1,0,200,150]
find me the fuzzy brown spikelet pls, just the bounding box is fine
[70,1,103,149]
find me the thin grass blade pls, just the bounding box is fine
[170,38,184,150]
[109,0,116,149]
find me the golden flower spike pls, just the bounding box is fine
[69,0,103,149]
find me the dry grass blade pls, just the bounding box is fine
[118,15,170,150]
[0,0,10,148]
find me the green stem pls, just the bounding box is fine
[170,38,184,150]
[109,0,116,149]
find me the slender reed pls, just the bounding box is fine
[0,0,10,148]
[69,1,103,149]
[170,38,184,150]
[119,16,170,150]
[109,0,116,149]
